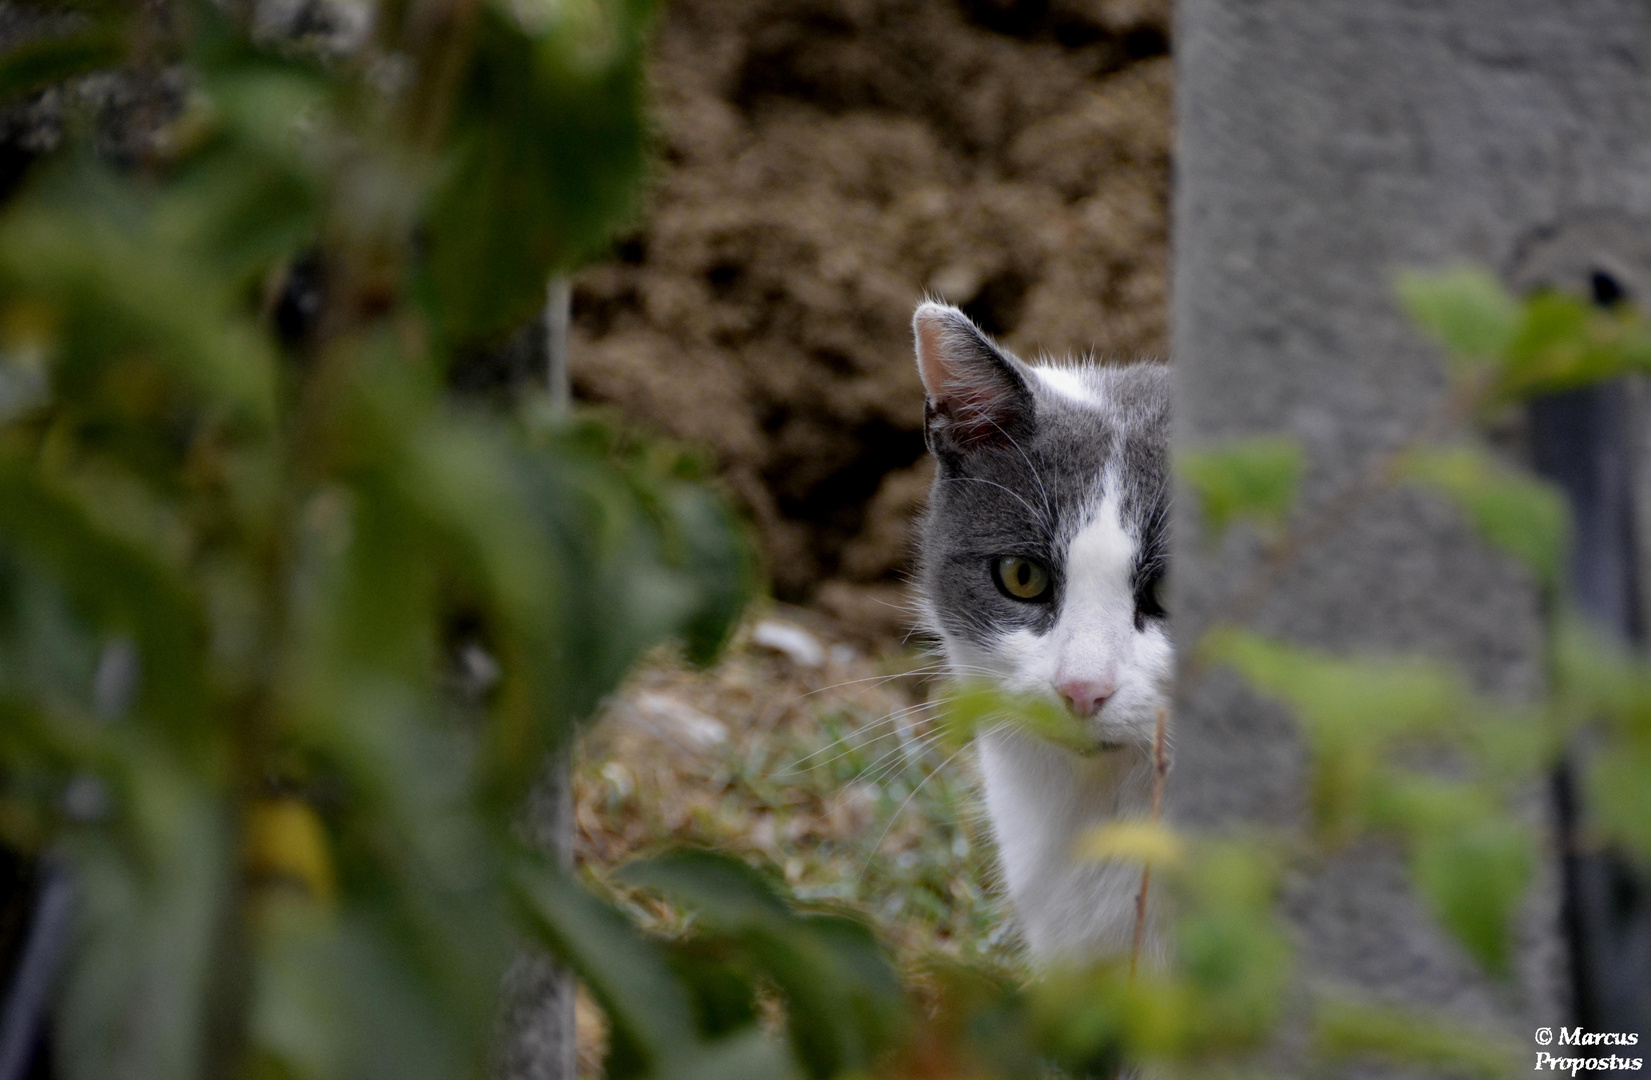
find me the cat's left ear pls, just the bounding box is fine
[913,301,1034,454]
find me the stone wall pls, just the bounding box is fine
[1171,0,1651,1064]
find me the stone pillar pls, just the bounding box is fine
[495,752,578,1080]
[494,279,579,1080]
[1172,0,1651,1060]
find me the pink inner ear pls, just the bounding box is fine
[913,308,956,400]
[913,303,1023,445]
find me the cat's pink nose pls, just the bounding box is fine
[1058,678,1115,718]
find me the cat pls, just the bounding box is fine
[910,300,1171,961]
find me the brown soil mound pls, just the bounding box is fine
[569,0,1172,637]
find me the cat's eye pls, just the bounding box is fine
[993,556,1051,601]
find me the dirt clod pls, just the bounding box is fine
[570,0,1172,632]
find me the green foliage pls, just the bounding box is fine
[937,680,1101,754]
[1179,436,1303,539]
[514,859,799,1080]
[1206,629,1537,974]
[0,3,781,1079]
[1398,266,1519,372]
[1017,841,1291,1073]
[1174,268,1651,1002]
[1400,445,1569,585]
[1159,841,1293,1051]
[617,850,904,1080]
[1379,778,1534,975]
[1552,622,1651,862]
[1498,291,1651,401]
[1399,266,1651,401]
[1313,999,1521,1077]
[425,0,658,343]
[1206,630,1468,839]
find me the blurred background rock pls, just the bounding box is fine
[567,0,1171,638]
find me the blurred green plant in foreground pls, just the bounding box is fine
[3,1,1651,1077]
[0,1,905,1077]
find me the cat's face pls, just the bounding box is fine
[912,303,1171,750]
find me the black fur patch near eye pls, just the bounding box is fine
[1132,566,1165,630]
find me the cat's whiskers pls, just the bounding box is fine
[858,741,974,873]
[855,726,948,790]
[794,666,952,700]
[777,699,942,775]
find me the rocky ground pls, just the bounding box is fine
[568,608,1020,1074]
[574,608,1014,963]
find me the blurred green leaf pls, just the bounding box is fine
[1168,842,1292,1051]
[618,849,903,1080]
[1375,778,1533,976]
[672,1030,799,1080]
[515,859,798,1080]
[1074,821,1185,867]
[154,64,331,286]
[1589,747,1651,864]
[661,482,753,667]
[0,186,280,431]
[938,680,1097,754]
[1400,268,1651,403]
[0,541,102,720]
[1179,437,1303,540]
[1397,267,1518,371]
[0,4,787,1080]
[514,857,700,1076]
[1205,630,1467,839]
[424,0,655,343]
[1214,629,1535,975]
[1497,291,1651,401]
[0,461,208,738]
[250,903,491,1080]
[617,848,794,926]
[58,789,231,1080]
[1550,616,1651,739]
[1313,999,1521,1077]
[1400,445,1568,585]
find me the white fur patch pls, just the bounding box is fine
[1031,365,1100,407]
[970,495,1168,748]
[1063,502,1137,614]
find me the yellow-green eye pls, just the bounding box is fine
[994,556,1051,601]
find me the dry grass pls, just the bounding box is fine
[572,606,1022,972]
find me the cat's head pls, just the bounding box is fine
[911,301,1171,751]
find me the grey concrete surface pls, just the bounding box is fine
[1171,1,1651,1068]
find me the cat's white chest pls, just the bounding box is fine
[976,728,1156,960]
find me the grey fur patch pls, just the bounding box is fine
[914,306,1170,651]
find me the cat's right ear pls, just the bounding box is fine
[913,301,1034,455]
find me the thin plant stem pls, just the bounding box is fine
[1130,705,1170,978]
